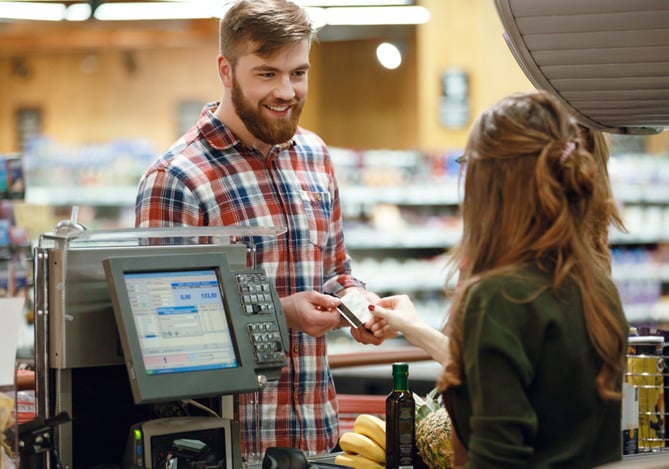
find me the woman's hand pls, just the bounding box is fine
[367,294,421,336]
[369,294,451,367]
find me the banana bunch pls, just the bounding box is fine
[335,414,386,469]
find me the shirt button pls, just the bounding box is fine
[316,194,321,201]
[293,345,299,353]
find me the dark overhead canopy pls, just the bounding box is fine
[494,0,669,135]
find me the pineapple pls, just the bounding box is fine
[414,388,455,469]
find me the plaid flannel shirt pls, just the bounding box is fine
[135,102,364,456]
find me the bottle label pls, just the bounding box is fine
[387,399,415,468]
[388,364,415,469]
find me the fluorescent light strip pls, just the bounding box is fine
[0,1,65,21]
[94,1,212,21]
[297,0,412,6]
[65,3,91,21]
[325,6,430,25]
[0,1,430,25]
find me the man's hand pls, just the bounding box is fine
[280,291,342,337]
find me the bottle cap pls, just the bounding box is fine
[392,362,409,374]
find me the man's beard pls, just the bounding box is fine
[231,76,304,146]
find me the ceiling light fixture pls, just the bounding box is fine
[93,1,212,21]
[376,42,402,70]
[297,0,413,5]
[0,1,430,26]
[0,1,65,21]
[65,3,91,21]
[325,6,430,26]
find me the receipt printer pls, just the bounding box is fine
[124,416,240,468]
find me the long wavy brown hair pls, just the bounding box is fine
[577,125,627,269]
[439,90,627,400]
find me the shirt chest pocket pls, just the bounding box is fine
[299,189,332,250]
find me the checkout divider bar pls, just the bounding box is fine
[328,346,433,369]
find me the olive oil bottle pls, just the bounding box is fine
[386,362,416,469]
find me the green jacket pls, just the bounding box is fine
[446,265,627,468]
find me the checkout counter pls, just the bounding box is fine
[29,220,304,468]
[25,217,664,468]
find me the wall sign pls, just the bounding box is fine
[439,68,470,129]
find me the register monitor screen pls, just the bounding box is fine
[103,252,289,404]
[122,268,238,375]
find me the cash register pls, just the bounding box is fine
[105,249,290,468]
[32,223,296,468]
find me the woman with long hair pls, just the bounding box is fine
[371,90,628,467]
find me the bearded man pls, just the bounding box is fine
[135,0,393,460]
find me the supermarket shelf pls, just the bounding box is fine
[25,186,138,206]
[339,183,461,207]
[360,274,450,293]
[345,226,461,250]
[610,231,669,245]
[21,156,669,328]
[613,182,669,204]
[339,182,669,208]
[624,303,669,324]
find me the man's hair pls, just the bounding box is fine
[219,0,316,66]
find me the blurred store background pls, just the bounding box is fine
[0,0,668,389]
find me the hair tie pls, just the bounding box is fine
[560,141,576,163]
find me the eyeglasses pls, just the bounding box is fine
[455,154,466,165]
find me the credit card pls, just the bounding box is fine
[337,289,373,328]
